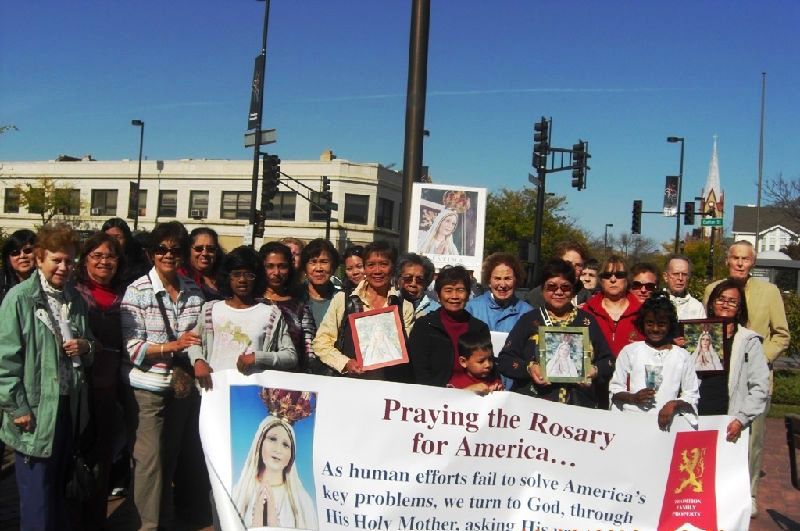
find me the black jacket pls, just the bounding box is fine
[408,308,489,387]
[498,306,613,408]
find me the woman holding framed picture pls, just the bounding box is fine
[498,259,613,408]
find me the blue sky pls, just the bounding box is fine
[2,0,799,245]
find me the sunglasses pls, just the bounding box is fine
[154,245,181,256]
[192,245,218,253]
[544,282,573,293]
[400,275,425,285]
[600,271,627,280]
[9,246,34,257]
[631,281,657,292]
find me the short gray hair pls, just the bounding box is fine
[395,252,435,287]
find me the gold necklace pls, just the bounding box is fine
[546,307,577,327]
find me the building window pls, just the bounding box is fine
[189,191,209,218]
[308,192,328,222]
[158,190,178,218]
[91,189,118,216]
[376,198,393,229]
[27,188,45,214]
[343,194,369,225]
[62,189,81,215]
[265,191,297,221]
[128,189,147,218]
[221,191,252,220]
[4,188,20,214]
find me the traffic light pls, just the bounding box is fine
[683,201,695,225]
[631,200,642,234]
[532,117,549,171]
[571,140,590,190]
[321,176,332,209]
[254,210,265,238]
[261,154,280,211]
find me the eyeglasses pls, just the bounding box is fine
[600,271,627,280]
[543,282,573,293]
[88,252,119,263]
[400,275,425,285]
[229,271,256,280]
[713,296,740,308]
[192,245,218,253]
[9,247,34,257]
[631,281,657,292]
[154,245,181,256]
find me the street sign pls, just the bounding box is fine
[243,129,277,148]
[242,224,254,245]
[701,218,723,227]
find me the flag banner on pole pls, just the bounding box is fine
[663,176,679,216]
[200,370,750,531]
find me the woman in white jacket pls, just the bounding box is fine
[705,279,770,443]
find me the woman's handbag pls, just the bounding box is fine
[156,296,195,399]
[66,387,99,502]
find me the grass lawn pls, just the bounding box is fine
[769,402,800,419]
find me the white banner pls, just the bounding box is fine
[199,370,750,531]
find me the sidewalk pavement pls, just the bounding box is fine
[1,417,798,530]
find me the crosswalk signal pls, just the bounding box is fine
[631,200,642,234]
[532,117,549,171]
[571,140,589,190]
[683,201,695,225]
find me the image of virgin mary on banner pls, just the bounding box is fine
[408,183,486,270]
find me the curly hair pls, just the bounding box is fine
[34,223,80,258]
[216,245,266,299]
[481,252,525,286]
[635,292,679,341]
[258,241,295,288]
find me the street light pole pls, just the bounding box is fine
[604,223,613,256]
[249,0,271,247]
[131,119,145,231]
[667,136,685,254]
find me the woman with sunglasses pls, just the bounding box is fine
[73,232,127,530]
[498,259,612,407]
[583,255,643,409]
[121,221,205,530]
[0,228,36,304]
[188,246,296,389]
[395,252,439,320]
[181,227,224,301]
[629,262,660,304]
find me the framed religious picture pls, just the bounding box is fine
[407,183,487,271]
[348,306,409,371]
[679,318,732,374]
[538,326,592,384]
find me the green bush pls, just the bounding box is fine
[782,292,800,359]
[773,369,800,405]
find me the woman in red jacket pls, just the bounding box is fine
[583,255,643,408]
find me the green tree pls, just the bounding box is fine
[13,177,82,226]
[484,187,589,262]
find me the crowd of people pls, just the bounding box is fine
[0,220,788,529]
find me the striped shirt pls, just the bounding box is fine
[121,268,204,392]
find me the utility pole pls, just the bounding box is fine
[400,0,430,252]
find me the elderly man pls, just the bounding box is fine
[664,255,705,319]
[703,240,790,517]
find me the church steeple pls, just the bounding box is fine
[702,135,724,237]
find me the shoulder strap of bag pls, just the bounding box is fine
[156,294,178,342]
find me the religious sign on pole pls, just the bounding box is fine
[662,176,678,217]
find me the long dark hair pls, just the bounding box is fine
[706,278,749,326]
[77,232,126,288]
[1,229,36,289]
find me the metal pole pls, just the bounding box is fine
[531,169,546,287]
[674,139,685,254]
[706,226,715,281]
[400,0,430,253]
[249,0,271,247]
[133,121,144,231]
[755,72,767,252]
[604,223,613,256]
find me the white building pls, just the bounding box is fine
[0,151,402,251]
[731,205,800,253]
